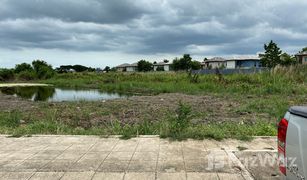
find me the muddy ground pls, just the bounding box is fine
[0,92,270,129]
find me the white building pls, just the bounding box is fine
[203,57,226,69]
[153,61,172,71]
[226,58,261,69]
[115,63,138,72]
[126,63,138,72]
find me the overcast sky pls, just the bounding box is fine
[0,0,307,68]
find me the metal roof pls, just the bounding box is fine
[296,51,307,56]
[204,57,225,62]
[116,63,138,68]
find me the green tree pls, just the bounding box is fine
[104,66,111,73]
[32,60,55,79]
[280,53,297,66]
[0,69,14,81]
[172,54,193,71]
[110,67,117,72]
[137,60,153,72]
[301,47,307,52]
[190,61,201,70]
[14,63,33,73]
[260,40,282,68]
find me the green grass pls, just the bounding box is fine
[0,102,277,140]
[1,65,307,140]
[0,111,276,141]
[39,65,307,96]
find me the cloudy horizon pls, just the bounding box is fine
[0,0,307,68]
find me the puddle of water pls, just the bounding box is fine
[0,86,128,102]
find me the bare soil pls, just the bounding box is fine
[0,92,269,129]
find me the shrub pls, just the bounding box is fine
[167,102,192,138]
[17,70,37,80]
[32,60,55,79]
[0,69,15,81]
[0,111,20,128]
[14,63,33,73]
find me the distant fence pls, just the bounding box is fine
[192,68,268,75]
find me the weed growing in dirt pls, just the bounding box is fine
[163,101,192,139]
[0,111,20,128]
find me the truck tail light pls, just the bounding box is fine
[278,118,288,175]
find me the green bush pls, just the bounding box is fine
[15,63,33,74]
[17,70,37,80]
[0,69,15,81]
[32,60,55,79]
[0,111,20,128]
[166,102,192,139]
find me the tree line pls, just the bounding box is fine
[136,54,202,72]
[0,61,97,82]
[260,40,306,68]
[1,41,306,81]
[0,60,55,81]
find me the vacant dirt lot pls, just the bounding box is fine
[0,92,270,128]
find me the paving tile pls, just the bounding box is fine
[106,151,134,161]
[40,160,76,171]
[135,144,159,152]
[0,151,14,160]
[69,159,102,171]
[0,160,24,171]
[131,152,158,161]
[159,151,183,161]
[128,161,157,172]
[217,173,245,180]
[244,138,276,150]
[157,160,185,173]
[55,151,85,161]
[92,172,124,180]
[185,160,210,172]
[16,160,51,171]
[203,140,221,151]
[113,140,138,152]
[0,172,34,180]
[234,151,281,179]
[80,152,110,160]
[29,172,64,180]
[0,172,8,179]
[90,142,118,151]
[157,173,186,180]
[61,171,95,180]
[124,172,155,180]
[182,141,205,152]
[5,152,36,160]
[183,150,209,160]
[44,145,70,151]
[97,160,130,172]
[187,172,219,180]
[66,144,95,151]
[30,150,63,160]
[218,139,246,151]
[21,145,48,151]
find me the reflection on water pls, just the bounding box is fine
[0,86,128,102]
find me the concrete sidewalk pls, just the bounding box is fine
[0,136,279,180]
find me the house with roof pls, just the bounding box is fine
[153,61,172,71]
[295,51,307,64]
[226,58,261,69]
[202,57,226,69]
[115,63,138,72]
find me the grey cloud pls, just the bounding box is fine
[0,0,307,59]
[0,0,145,24]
